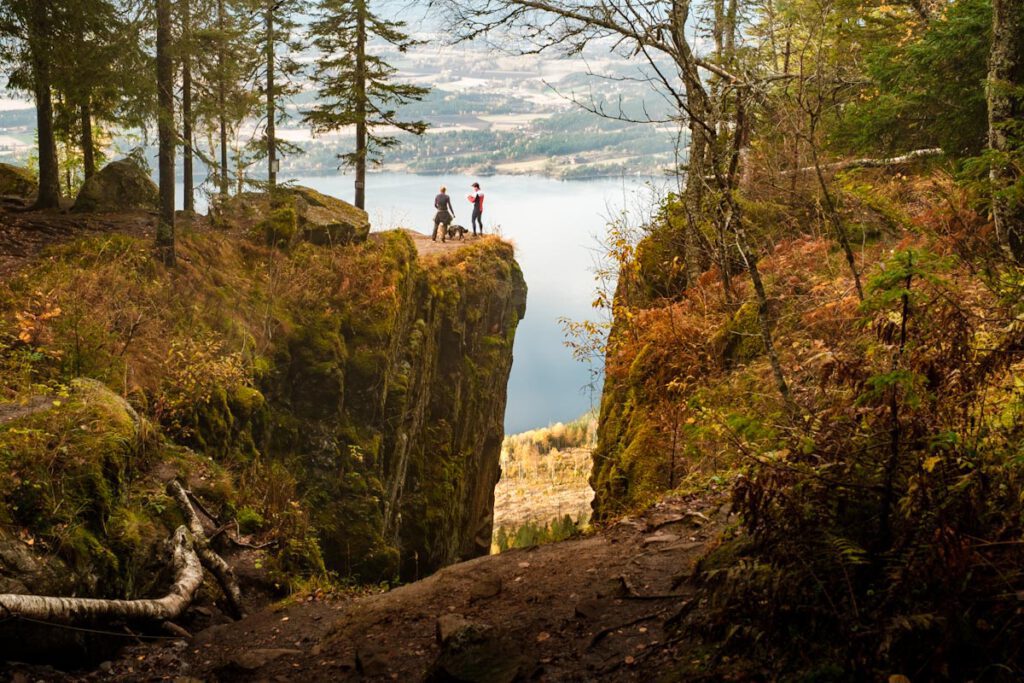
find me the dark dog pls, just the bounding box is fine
[446,224,468,240]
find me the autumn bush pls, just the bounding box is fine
[590,165,1024,677]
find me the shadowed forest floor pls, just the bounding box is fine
[3,492,727,682]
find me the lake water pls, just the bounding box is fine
[181,172,659,434]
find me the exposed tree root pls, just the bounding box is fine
[168,480,246,619]
[588,607,672,649]
[189,489,277,551]
[0,526,202,624]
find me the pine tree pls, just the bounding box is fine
[190,0,261,196]
[989,0,1024,259]
[0,0,66,208]
[180,0,196,212]
[53,0,151,184]
[156,0,175,265]
[303,0,428,209]
[254,0,306,190]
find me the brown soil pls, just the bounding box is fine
[2,492,725,682]
[0,205,157,280]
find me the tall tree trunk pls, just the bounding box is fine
[682,120,706,286]
[30,2,61,210]
[80,101,95,180]
[218,0,229,196]
[156,0,176,266]
[182,0,194,213]
[989,0,1024,259]
[266,3,277,190]
[354,0,367,209]
[674,0,704,287]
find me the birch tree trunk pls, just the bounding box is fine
[167,481,245,618]
[0,527,201,624]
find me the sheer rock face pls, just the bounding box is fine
[265,234,527,581]
[72,158,159,213]
[0,163,37,199]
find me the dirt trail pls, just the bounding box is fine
[5,493,725,682]
[401,227,490,258]
[0,207,156,280]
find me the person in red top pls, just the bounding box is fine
[467,182,484,236]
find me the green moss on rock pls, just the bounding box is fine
[0,163,37,199]
[715,301,765,367]
[0,379,155,595]
[1,210,525,590]
[261,205,299,249]
[71,157,158,213]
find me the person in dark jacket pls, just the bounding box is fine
[433,186,455,242]
[467,182,484,235]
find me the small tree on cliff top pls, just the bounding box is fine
[302,0,428,209]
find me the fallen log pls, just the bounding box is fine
[781,148,944,176]
[0,526,202,624]
[168,480,245,619]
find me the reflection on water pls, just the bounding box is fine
[180,172,657,434]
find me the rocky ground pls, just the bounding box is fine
[1,492,727,682]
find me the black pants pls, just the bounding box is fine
[472,210,483,234]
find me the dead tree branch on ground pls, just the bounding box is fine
[0,527,202,624]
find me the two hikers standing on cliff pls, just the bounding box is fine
[432,182,485,242]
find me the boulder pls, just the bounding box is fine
[0,163,37,199]
[72,157,158,213]
[213,186,370,246]
[0,531,71,596]
[291,186,370,245]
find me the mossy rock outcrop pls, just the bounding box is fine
[0,163,37,199]
[266,233,527,581]
[216,186,370,246]
[292,186,370,245]
[0,379,157,596]
[72,157,158,213]
[1,219,525,589]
